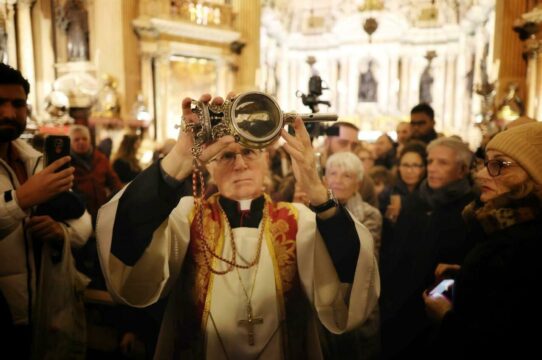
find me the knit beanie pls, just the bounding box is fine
[505,116,536,130]
[486,122,542,185]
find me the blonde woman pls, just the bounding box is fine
[424,122,542,359]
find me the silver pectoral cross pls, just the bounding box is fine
[238,303,264,346]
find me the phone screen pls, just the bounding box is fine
[44,135,71,172]
[429,279,455,298]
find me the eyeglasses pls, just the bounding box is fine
[484,159,514,177]
[211,148,261,167]
[399,163,424,170]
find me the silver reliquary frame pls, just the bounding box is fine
[183,91,338,154]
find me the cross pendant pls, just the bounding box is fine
[237,303,264,346]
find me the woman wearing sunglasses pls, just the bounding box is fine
[423,122,542,359]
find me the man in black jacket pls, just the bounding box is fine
[380,137,475,359]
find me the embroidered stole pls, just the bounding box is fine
[176,194,310,359]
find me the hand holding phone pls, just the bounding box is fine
[429,279,455,299]
[44,135,71,172]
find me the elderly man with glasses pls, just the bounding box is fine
[97,94,379,359]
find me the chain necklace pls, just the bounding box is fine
[235,256,264,346]
[185,120,266,274]
[198,198,268,275]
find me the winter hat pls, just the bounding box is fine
[504,116,536,130]
[486,122,542,185]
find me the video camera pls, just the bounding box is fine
[294,73,337,138]
[297,74,332,113]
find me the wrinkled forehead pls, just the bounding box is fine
[217,142,246,155]
[428,145,457,161]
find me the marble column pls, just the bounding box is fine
[140,51,155,138]
[153,51,171,142]
[232,0,260,92]
[536,49,542,121]
[16,0,36,108]
[524,39,540,118]
[1,0,17,68]
[445,53,458,132]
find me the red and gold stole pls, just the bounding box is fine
[178,194,310,358]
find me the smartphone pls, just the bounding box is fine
[44,135,71,172]
[429,279,455,299]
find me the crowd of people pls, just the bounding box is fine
[2,62,542,359]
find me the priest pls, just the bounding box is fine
[96,94,379,359]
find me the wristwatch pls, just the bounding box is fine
[309,189,338,213]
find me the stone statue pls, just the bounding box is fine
[94,74,121,118]
[57,0,89,61]
[358,60,378,102]
[43,90,74,126]
[419,65,433,104]
[498,82,525,119]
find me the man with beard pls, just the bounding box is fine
[0,63,92,357]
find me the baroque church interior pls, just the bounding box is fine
[2,1,542,358]
[1,0,540,156]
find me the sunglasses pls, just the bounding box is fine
[484,159,514,177]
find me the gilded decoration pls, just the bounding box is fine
[188,196,222,319]
[268,201,298,294]
[186,195,301,330]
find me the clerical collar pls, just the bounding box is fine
[219,195,265,228]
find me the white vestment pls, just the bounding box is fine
[97,194,379,359]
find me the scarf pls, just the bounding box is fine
[345,192,368,223]
[418,178,472,209]
[462,195,542,235]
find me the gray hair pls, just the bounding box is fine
[427,136,472,170]
[325,151,365,182]
[69,124,91,139]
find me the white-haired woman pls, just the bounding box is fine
[321,151,382,360]
[325,151,382,256]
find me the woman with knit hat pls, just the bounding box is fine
[423,122,542,359]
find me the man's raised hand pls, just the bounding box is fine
[16,156,74,211]
[161,93,235,181]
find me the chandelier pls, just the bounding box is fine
[358,0,385,43]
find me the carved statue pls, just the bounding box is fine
[43,90,74,126]
[358,60,378,102]
[57,0,89,61]
[94,74,121,118]
[498,82,525,119]
[419,65,433,104]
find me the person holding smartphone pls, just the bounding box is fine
[423,122,542,359]
[0,63,92,357]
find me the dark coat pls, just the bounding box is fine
[379,179,475,359]
[112,158,141,184]
[436,207,542,359]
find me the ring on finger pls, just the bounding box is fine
[175,117,189,132]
